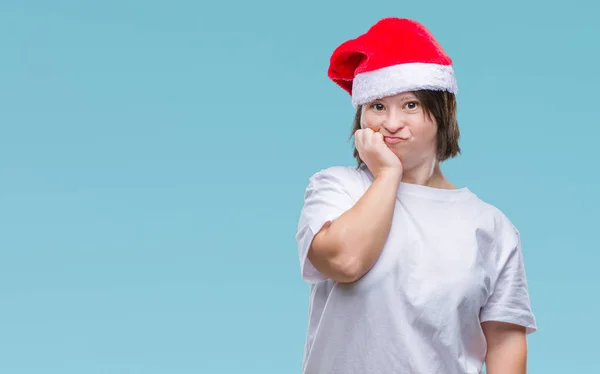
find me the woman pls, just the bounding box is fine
[295,17,537,374]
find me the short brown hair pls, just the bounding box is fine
[350,90,461,167]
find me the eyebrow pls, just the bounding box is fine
[370,93,417,105]
[397,93,417,100]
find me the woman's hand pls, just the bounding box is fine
[355,128,403,179]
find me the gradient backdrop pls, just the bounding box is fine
[1,1,598,373]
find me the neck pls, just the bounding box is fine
[401,159,456,190]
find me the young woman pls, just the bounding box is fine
[295,17,537,374]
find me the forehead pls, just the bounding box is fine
[375,91,417,102]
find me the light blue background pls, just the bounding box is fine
[1,1,598,373]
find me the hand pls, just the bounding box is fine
[355,128,403,179]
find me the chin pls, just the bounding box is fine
[394,149,433,170]
[391,148,409,161]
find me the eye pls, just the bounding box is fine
[369,102,385,112]
[404,101,419,110]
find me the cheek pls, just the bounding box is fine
[359,118,369,129]
[413,119,437,141]
[360,112,381,130]
[424,125,438,142]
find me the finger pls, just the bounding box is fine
[368,130,381,147]
[363,130,373,147]
[354,130,364,149]
[373,131,384,144]
[360,129,371,146]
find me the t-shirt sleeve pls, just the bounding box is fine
[295,167,360,284]
[480,223,537,334]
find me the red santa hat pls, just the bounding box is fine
[328,17,458,108]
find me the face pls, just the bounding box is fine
[361,91,438,169]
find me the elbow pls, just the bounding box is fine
[309,235,364,283]
[328,254,363,283]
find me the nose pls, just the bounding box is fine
[382,110,406,133]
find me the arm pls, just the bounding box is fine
[308,168,400,283]
[479,218,537,371]
[482,321,528,374]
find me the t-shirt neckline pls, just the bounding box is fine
[360,165,474,201]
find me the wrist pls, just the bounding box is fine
[377,167,403,180]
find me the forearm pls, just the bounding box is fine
[308,169,401,282]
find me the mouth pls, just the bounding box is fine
[384,136,408,144]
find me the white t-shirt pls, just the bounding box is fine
[295,165,537,374]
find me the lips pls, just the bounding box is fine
[384,136,408,144]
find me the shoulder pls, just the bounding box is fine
[305,165,370,199]
[309,165,365,183]
[468,196,520,250]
